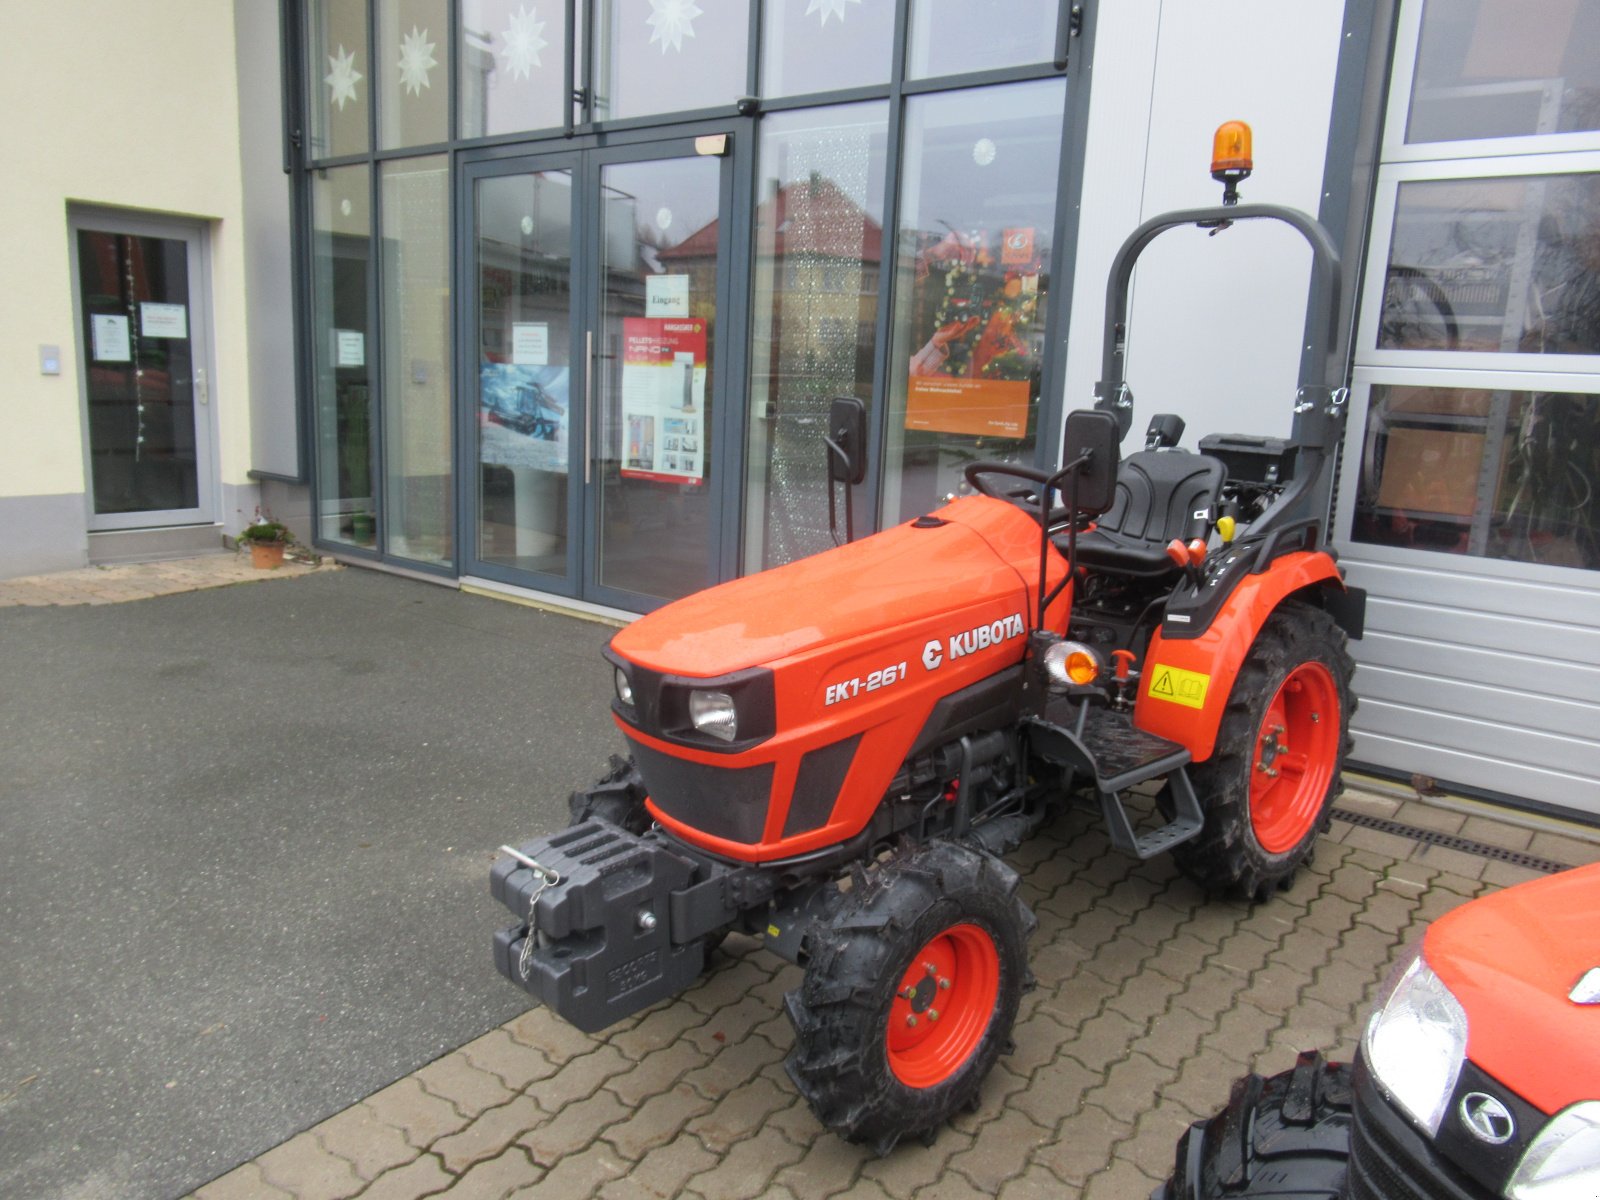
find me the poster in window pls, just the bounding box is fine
[479,361,570,473]
[620,317,707,484]
[91,314,132,362]
[905,228,1039,438]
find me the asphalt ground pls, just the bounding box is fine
[0,569,619,1200]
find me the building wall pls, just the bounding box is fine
[1065,0,1348,447]
[0,2,260,576]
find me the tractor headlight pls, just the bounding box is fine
[615,666,635,707]
[1043,641,1103,688]
[1508,1102,1600,1199]
[1362,946,1468,1136]
[688,689,738,743]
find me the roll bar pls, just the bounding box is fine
[1093,203,1343,441]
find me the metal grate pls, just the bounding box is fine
[1331,808,1573,874]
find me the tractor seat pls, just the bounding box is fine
[1063,449,1227,578]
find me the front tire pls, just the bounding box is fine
[783,841,1035,1154]
[1155,1052,1353,1200]
[1170,601,1355,900]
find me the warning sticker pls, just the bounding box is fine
[1148,665,1211,710]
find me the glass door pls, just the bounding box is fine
[71,214,216,529]
[464,137,734,609]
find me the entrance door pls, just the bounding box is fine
[464,137,733,610]
[70,212,216,529]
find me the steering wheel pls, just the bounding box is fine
[963,461,1075,526]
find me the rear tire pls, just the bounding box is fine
[1169,601,1354,900]
[784,841,1035,1154]
[1154,1052,1353,1200]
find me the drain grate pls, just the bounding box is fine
[1331,808,1574,874]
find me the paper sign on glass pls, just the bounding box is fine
[334,330,366,368]
[91,314,132,362]
[645,274,690,318]
[512,322,550,366]
[140,302,188,339]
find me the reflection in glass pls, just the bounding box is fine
[381,157,452,566]
[379,0,449,149]
[593,0,747,122]
[1381,174,1600,355]
[884,79,1065,524]
[1352,384,1599,571]
[76,231,199,515]
[907,0,1059,79]
[596,156,721,602]
[744,103,889,569]
[761,0,894,98]
[307,0,370,159]
[460,0,573,138]
[311,165,376,547]
[475,170,575,576]
[1407,0,1600,144]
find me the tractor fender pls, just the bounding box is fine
[1133,551,1344,763]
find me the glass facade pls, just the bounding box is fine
[884,79,1065,524]
[1354,1,1600,583]
[744,102,888,569]
[291,0,1080,603]
[310,164,375,548]
[1406,0,1600,143]
[380,155,452,565]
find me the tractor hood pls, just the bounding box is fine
[1425,861,1600,1115]
[612,496,1050,677]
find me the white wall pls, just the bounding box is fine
[1066,0,1349,448]
[0,2,260,568]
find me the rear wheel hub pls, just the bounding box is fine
[1250,662,1340,855]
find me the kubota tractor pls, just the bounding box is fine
[491,123,1367,1152]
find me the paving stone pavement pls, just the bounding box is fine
[192,785,1600,1200]
[15,556,1596,1199]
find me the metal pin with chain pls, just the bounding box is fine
[500,846,561,983]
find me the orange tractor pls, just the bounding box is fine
[492,124,1365,1152]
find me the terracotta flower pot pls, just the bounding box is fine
[250,541,287,569]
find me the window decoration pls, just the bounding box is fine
[500,4,549,78]
[397,27,438,95]
[326,45,364,110]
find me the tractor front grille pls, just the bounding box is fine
[625,735,774,845]
[1347,1061,1495,1200]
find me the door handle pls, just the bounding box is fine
[584,331,593,485]
[196,366,209,406]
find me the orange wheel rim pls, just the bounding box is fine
[886,922,1000,1088]
[1249,661,1340,854]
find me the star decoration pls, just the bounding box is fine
[647,0,703,54]
[806,0,861,25]
[500,4,549,80]
[397,26,437,95]
[326,44,363,111]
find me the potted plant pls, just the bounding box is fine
[235,516,293,569]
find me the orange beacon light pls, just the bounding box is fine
[1211,120,1253,206]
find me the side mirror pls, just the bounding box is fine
[826,396,868,486]
[1061,409,1120,514]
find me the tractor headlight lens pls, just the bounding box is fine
[1508,1102,1600,1199]
[615,667,635,707]
[1362,946,1468,1136]
[688,689,738,743]
[1043,640,1103,688]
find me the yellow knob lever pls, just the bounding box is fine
[1216,516,1236,544]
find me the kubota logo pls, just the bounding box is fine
[922,613,1026,672]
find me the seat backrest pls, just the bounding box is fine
[1097,450,1226,546]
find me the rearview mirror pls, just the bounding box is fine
[1061,409,1120,515]
[826,397,868,486]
